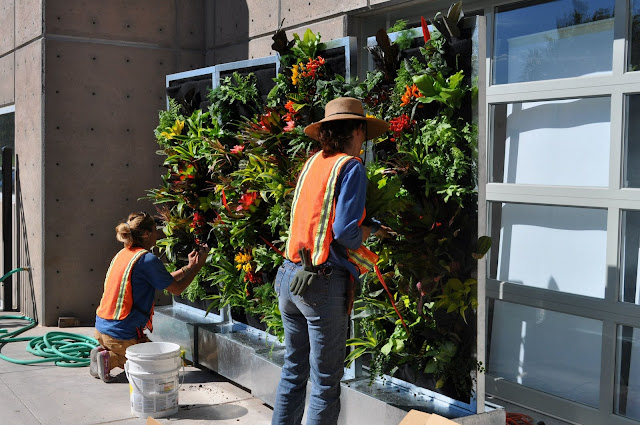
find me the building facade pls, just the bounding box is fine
[2,0,640,424]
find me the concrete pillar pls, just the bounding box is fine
[38,0,206,325]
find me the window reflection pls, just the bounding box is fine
[630,0,640,70]
[489,300,602,407]
[620,211,640,304]
[616,326,640,420]
[488,202,607,298]
[625,95,640,188]
[491,98,611,187]
[493,0,614,84]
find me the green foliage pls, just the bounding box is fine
[434,278,477,323]
[388,20,416,51]
[149,4,487,399]
[413,70,467,113]
[291,29,323,61]
[431,1,464,41]
[398,115,476,204]
[155,98,185,148]
[208,72,262,129]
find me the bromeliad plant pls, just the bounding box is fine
[149,0,487,401]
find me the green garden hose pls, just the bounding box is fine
[0,267,99,366]
[0,315,99,367]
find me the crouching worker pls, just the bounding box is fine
[90,211,206,382]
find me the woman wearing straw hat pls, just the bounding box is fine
[272,97,391,424]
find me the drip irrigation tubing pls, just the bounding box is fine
[0,315,99,367]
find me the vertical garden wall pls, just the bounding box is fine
[149,1,490,408]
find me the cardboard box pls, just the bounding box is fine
[146,418,162,425]
[398,410,458,425]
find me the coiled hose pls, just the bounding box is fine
[0,315,99,367]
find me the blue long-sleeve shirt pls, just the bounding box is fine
[326,158,367,279]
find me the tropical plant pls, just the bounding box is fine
[148,1,487,400]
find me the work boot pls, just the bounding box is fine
[89,346,105,378]
[96,349,116,383]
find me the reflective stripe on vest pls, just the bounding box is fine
[96,247,148,321]
[347,245,379,276]
[286,151,379,276]
[286,151,356,265]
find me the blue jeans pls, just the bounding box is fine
[271,261,349,425]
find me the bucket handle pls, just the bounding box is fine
[125,360,185,395]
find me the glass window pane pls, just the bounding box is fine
[630,0,640,70]
[0,112,14,150]
[616,325,640,420]
[489,300,602,407]
[493,0,614,85]
[620,211,640,303]
[491,97,611,187]
[489,203,607,298]
[624,95,640,188]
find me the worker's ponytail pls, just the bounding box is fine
[115,212,155,248]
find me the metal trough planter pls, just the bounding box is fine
[152,303,505,425]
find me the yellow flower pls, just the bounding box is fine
[366,114,376,118]
[236,264,242,271]
[243,263,253,273]
[291,63,301,85]
[234,251,253,265]
[161,119,185,140]
[172,119,185,134]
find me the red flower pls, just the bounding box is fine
[243,271,263,284]
[221,188,232,213]
[230,145,244,154]
[190,211,206,229]
[389,114,415,141]
[236,192,258,211]
[421,16,431,44]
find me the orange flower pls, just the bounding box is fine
[400,85,412,107]
[411,84,423,99]
[285,100,296,114]
[400,84,423,107]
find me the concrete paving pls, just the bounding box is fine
[0,314,273,425]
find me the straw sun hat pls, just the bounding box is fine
[304,97,389,141]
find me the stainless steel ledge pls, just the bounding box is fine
[152,305,505,425]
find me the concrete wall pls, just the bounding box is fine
[203,0,457,66]
[0,0,454,324]
[39,0,207,325]
[0,0,45,321]
[205,0,372,65]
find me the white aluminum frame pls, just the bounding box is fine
[481,0,640,424]
[353,0,640,422]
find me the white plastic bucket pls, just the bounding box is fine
[124,342,183,418]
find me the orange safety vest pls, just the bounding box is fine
[286,150,379,275]
[96,247,154,332]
